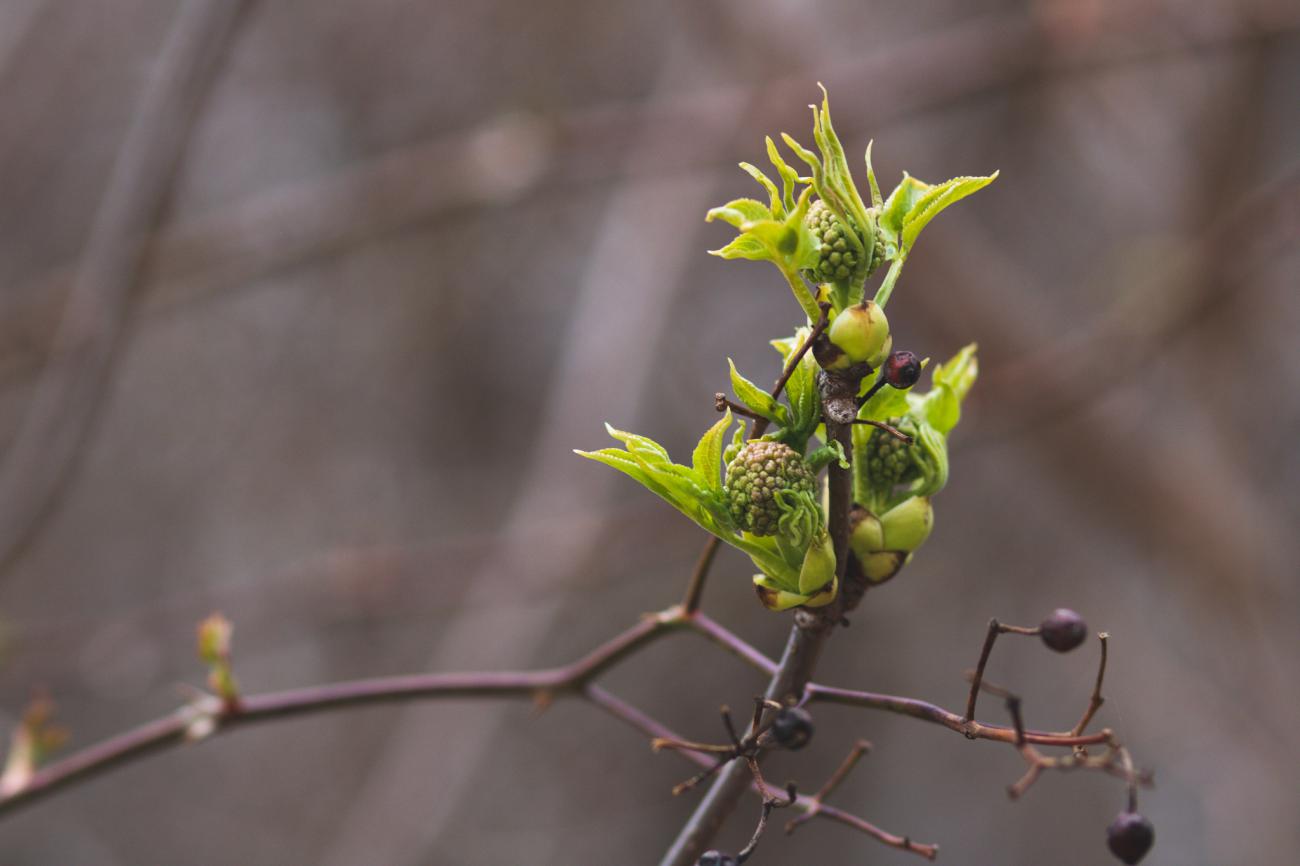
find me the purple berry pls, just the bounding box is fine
[882,350,922,389]
[1040,608,1088,653]
[770,707,814,750]
[1106,811,1154,864]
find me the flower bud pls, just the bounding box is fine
[724,441,816,536]
[1106,811,1154,864]
[770,707,814,750]
[798,530,836,596]
[827,301,890,366]
[879,496,933,552]
[862,550,910,584]
[882,350,922,389]
[1039,608,1087,653]
[697,851,739,866]
[805,199,862,284]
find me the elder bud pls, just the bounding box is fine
[879,496,933,552]
[1106,811,1154,864]
[1039,608,1088,653]
[769,707,814,750]
[882,350,922,389]
[827,301,890,367]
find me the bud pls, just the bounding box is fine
[863,418,920,492]
[805,199,862,284]
[770,707,814,750]
[882,350,922,389]
[827,301,890,366]
[797,530,836,595]
[867,333,893,370]
[724,441,816,536]
[1039,609,1088,653]
[1106,811,1154,864]
[880,496,933,552]
[849,509,884,559]
[862,550,910,584]
[697,852,739,866]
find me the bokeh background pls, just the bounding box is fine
[0,1,1297,864]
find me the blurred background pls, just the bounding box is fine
[0,0,1297,864]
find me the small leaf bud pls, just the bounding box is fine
[827,301,890,366]
[1106,811,1154,864]
[879,496,933,552]
[1039,608,1088,653]
[862,550,910,584]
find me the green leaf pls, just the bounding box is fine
[709,233,769,261]
[765,136,802,216]
[739,163,781,215]
[912,344,979,436]
[864,139,883,210]
[879,174,930,249]
[728,359,789,427]
[705,198,772,228]
[858,381,911,423]
[902,173,997,250]
[691,410,732,493]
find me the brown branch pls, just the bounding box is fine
[964,618,1040,721]
[1071,632,1109,737]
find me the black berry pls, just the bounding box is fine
[1040,608,1088,653]
[882,350,922,389]
[1106,811,1154,864]
[770,707,814,750]
[697,851,739,866]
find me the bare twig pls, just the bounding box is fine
[785,739,871,834]
[1071,632,1110,737]
[964,618,1040,722]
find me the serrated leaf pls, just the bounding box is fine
[738,162,781,215]
[691,411,732,493]
[706,198,772,228]
[765,136,801,216]
[710,234,770,261]
[880,174,930,246]
[728,359,789,426]
[902,173,997,250]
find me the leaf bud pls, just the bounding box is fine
[827,301,890,366]
[1039,608,1087,653]
[862,550,910,584]
[1106,811,1154,864]
[879,496,933,552]
[849,508,884,559]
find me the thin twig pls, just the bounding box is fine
[785,738,871,834]
[1071,632,1109,737]
[850,418,913,443]
[964,618,1039,722]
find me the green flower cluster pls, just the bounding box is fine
[725,441,816,536]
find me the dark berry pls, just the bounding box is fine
[770,707,814,750]
[697,851,739,866]
[882,350,922,389]
[1039,608,1088,653]
[1106,811,1154,864]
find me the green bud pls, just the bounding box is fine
[862,550,910,584]
[867,332,893,371]
[724,440,816,536]
[879,496,933,552]
[827,301,890,366]
[804,199,862,284]
[798,530,836,595]
[863,417,921,492]
[848,508,884,560]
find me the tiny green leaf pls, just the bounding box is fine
[728,359,789,426]
[691,410,732,493]
[706,198,773,228]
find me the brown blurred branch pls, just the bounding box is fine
[0,0,252,576]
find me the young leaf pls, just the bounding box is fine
[705,198,773,228]
[902,173,998,250]
[691,410,732,493]
[728,359,790,426]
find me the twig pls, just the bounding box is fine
[851,418,913,443]
[964,618,1040,722]
[1071,632,1109,737]
[785,739,871,834]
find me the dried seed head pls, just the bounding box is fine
[1106,811,1154,864]
[770,706,815,751]
[1040,608,1088,653]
